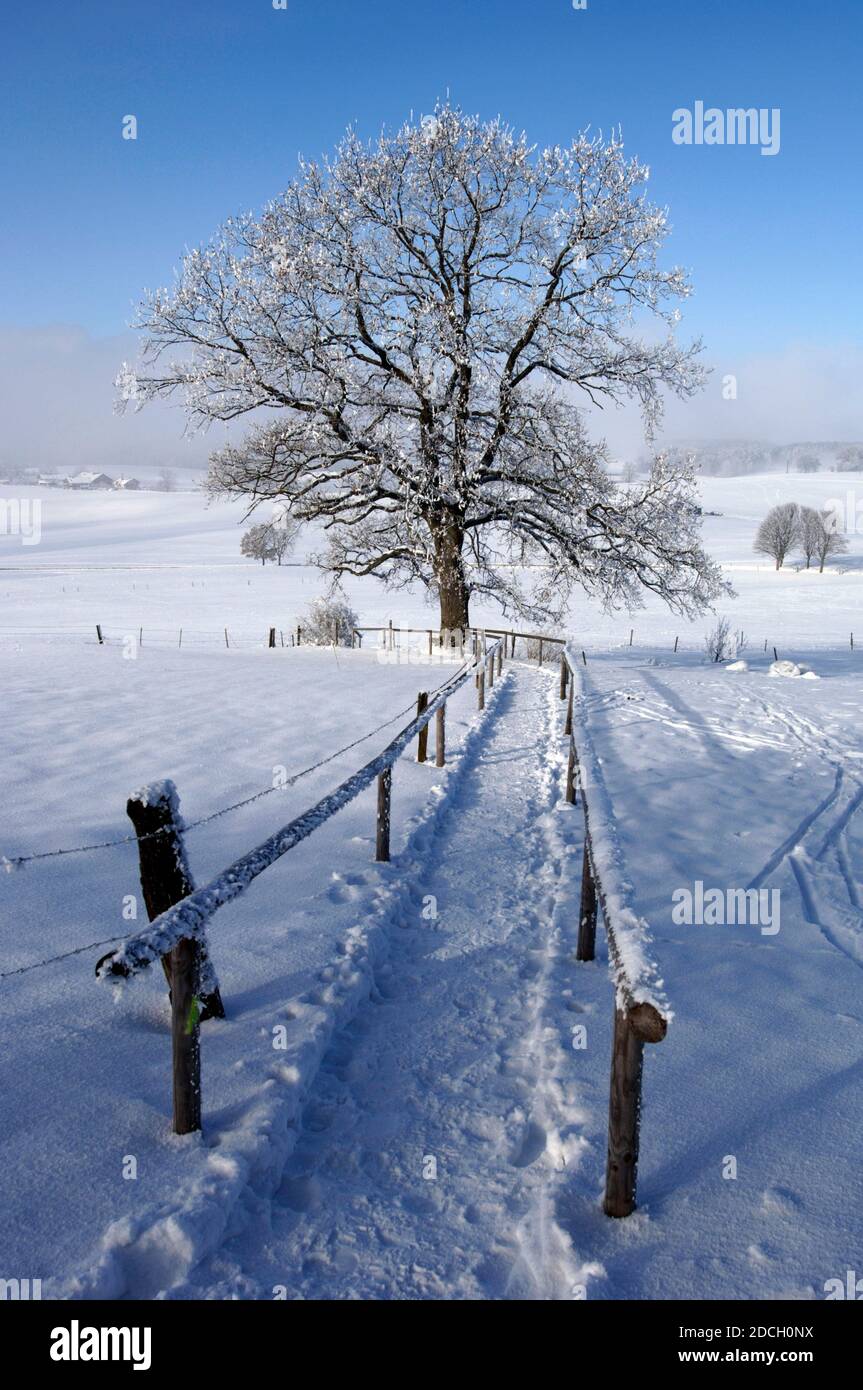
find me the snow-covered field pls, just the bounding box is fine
[1,472,861,1299]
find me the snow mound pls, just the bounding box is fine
[725,659,748,672]
[769,659,818,679]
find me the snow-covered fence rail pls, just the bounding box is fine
[560,646,670,1218]
[96,640,504,1135]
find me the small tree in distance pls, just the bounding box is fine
[754,502,800,570]
[241,522,275,565]
[814,509,849,572]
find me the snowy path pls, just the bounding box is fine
[179,667,601,1301]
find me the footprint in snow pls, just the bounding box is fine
[511,1119,547,1168]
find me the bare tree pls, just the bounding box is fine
[799,506,822,568]
[156,467,176,493]
[241,522,275,565]
[120,106,727,634]
[796,452,820,473]
[240,515,300,565]
[813,509,849,572]
[754,502,801,570]
[704,616,732,663]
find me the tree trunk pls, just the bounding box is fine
[432,512,470,643]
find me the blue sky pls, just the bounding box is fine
[1,0,860,464]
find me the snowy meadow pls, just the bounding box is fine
[1,470,862,1299]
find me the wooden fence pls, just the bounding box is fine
[557,646,669,1217]
[96,631,668,1221]
[97,639,505,1136]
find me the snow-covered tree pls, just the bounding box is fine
[301,594,359,647]
[240,515,299,565]
[241,522,276,565]
[121,106,727,633]
[812,509,849,572]
[754,502,800,570]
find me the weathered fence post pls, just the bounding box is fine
[96,624,103,645]
[376,767,392,862]
[559,653,568,699]
[416,691,429,762]
[478,667,485,710]
[123,784,225,1135]
[488,651,494,688]
[497,641,503,675]
[268,626,276,649]
[565,679,574,736]
[565,740,577,805]
[435,705,446,767]
[576,840,597,960]
[603,1002,666,1218]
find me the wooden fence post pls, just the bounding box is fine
[224,628,230,648]
[603,1008,643,1218]
[478,668,485,710]
[297,625,302,646]
[268,626,276,649]
[123,785,224,1136]
[416,691,429,762]
[565,740,577,805]
[497,641,503,675]
[488,651,494,688]
[435,705,446,767]
[538,638,543,667]
[565,679,574,736]
[96,624,103,645]
[376,767,392,862]
[559,654,568,699]
[576,840,597,960]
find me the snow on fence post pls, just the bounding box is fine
[375,767,392,862]
[416,691,429,762]
[121,783,224,1135]
[435,705,446,767]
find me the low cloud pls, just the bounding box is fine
[2,325,860,477]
